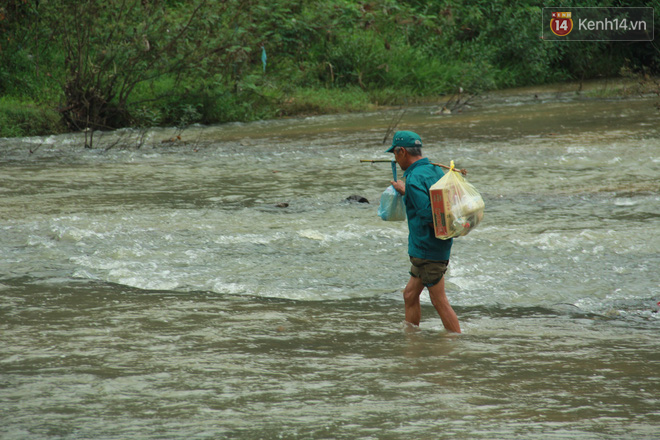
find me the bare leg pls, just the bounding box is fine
[403,276,424,326]
[428,277,461,333]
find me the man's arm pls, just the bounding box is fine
[407,181,434,225]
[391,179,405,195]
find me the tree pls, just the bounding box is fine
[42,0,247,131]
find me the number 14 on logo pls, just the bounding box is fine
[551,11,573,36]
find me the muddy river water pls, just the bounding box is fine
[1,85,659,439]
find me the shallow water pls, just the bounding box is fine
[1,88,659,439]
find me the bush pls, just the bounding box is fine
[0,0,657,138]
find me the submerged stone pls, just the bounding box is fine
[345,195,369,204]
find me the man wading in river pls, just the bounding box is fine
[387,131,461,333]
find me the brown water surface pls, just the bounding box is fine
[1,87,659,439]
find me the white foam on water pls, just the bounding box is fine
[1,98,658,310]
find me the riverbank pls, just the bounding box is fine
[1,76,658,140]
[4,0,658,140]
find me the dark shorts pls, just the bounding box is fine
[409,257,449,287]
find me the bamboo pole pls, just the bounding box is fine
[359,159,468,175]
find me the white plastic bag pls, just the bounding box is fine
[430,162,484,238]
[378,185,406,221]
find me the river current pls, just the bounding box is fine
[1,86,659,439]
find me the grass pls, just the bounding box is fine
[2,75,658,139]
[279,87,375,116]
[0,97,64,138]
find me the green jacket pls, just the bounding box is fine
[403,158,453,261]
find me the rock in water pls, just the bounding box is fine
[345,195,369,204]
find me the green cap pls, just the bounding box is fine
[385,130,422,153]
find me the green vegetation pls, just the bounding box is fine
[1,0,658,138]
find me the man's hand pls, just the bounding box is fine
[391,180,405,195]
